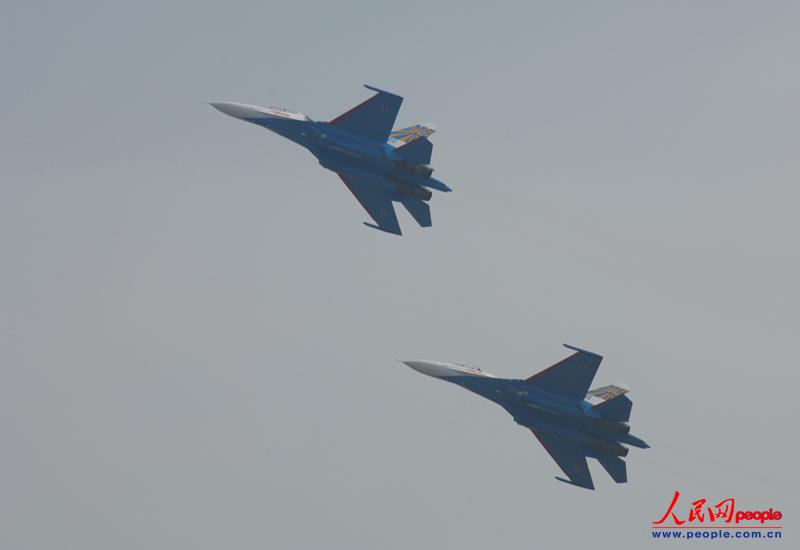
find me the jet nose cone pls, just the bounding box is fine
[209,101,257,120]
[401,360,450,378]
[402,360,429,374]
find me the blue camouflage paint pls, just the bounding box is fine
[212,85,450,235]
[404,345,649,490]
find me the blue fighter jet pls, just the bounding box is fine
[211,85,450,235]
[403,345,649,490]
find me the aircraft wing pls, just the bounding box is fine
[337,173,402,235]
[329,85,403,143]
[524,344,603,400]
[530,429,594,490]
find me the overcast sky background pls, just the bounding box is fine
[2,1,798,548]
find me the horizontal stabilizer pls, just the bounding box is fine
[592,394,633,422]
[397,136,433,165]
[401,199,432,228]
[596,455,627,483]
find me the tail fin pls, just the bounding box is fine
[388,123,436,147]
[596,455,627,483]
[397,137,433,165]
[592,394,633,422]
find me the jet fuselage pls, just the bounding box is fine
[403,348,652,489]
[450,374,649,453]
[210,102,448,200]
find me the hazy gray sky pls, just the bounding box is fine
[2,1,798,548]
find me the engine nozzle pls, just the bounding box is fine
[591,440,629,457]
[596,420,631,435]
[393,180,432,201]
[397,160,434,179]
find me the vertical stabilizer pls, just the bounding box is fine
[592,394,633,422]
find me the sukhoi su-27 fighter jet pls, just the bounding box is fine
[211,85,450,235]
[403,345,649,490]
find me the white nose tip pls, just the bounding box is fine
[209,101,257,120]
[402,360,453,378]
[402,360,429,374]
